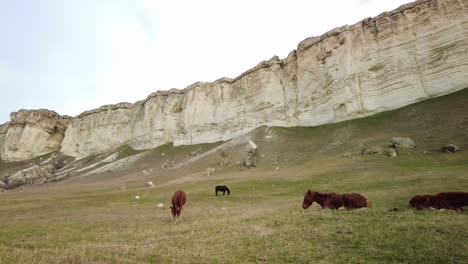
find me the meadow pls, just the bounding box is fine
[0,89,467,263]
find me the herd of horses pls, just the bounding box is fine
[170,186,468,221]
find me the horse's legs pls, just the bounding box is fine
[174,212,181,223]
[223,190,226,196]
[215,190,218,196]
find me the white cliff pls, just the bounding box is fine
[60,103,134,158]
[0,122,9,156]
[2,0,468,160]
[0,110,70,161]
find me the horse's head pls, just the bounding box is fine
[170,206,176,217]
[302,190,315,209]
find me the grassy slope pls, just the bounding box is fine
[0,88,467,264]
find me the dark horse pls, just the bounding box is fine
[408,192,468,211]
[302,190,371,210]
[215,185,231,196]
[170,190,187,221]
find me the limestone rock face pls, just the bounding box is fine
[0,122,9,157]
[5,0,468,160]
[0,110,70,161]
[62,0,468,158]
[60,103,134,158]
[130,89,185,150]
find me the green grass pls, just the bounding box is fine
[0,178,467,264]
[0,88,467,263]
[1,152,467,264]
[116,145,146,160]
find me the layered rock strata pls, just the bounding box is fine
[2,0,468,160]
[0,110,71,161]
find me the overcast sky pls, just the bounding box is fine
[0,0,411,124]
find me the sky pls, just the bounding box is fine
[0,0,412,124]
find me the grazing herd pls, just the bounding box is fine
[167,185,467,221]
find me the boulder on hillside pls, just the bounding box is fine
[440,144,460,153]
[363,146,383,155]
[386,148,397,157]
[341,152,352,158]
[206,167,215,176]
[390,137,415,148]
[218,158,230,167]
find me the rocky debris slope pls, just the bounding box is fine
[0,153,74,189]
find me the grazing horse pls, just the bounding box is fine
[170,190,187,221]
[408,192,468,211]
[302,190,371,210]
[215,185,231,196]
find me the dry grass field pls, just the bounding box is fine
[0,89,467,263]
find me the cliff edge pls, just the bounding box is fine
[1,0,468,160]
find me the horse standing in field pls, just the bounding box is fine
[302,190,371,210]
[170,190,187,221]
[408,191,468,211]
[215,185,231,196]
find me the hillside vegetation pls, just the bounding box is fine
[0,88,467,264]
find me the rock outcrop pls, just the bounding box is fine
[0,110,71,161]
[59,0,468,158]
[60,103,135,158]
[440,144,460,153]
[2,0,468,160]
[0,122,9,156]
[363,146,384,155]
[391,137,416,148]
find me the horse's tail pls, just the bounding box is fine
[366,199,372,208]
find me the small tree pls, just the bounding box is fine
[217,149,230,167]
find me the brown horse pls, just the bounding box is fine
[302,190,371,210]
[170,190,187,221]
[408,192,468,211]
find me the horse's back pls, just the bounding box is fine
[436,192,468,209]
[324,193,344,209]
[178,191,187,206]
[409,192,467,210]
[342,193,368,209]
[172,190,186,207]
[215,185,230,195]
